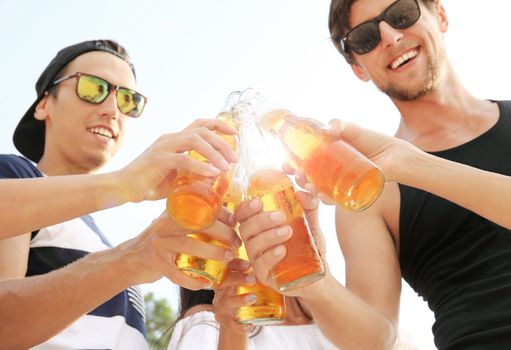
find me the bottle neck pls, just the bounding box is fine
[235,103,283,177]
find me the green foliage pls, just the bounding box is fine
[144,292,176,350]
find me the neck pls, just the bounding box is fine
[393,62,497,150]
[37,149,101,176]
[37,156,95,176]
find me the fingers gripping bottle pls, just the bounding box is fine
[171,92,242,287]
[235,100,325,292]
[174,174,244,288]
[167,93,240,230]
[236,243,287,325]
[230,167,287,325]
[249,92,385,211]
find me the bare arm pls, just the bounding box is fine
[213,260,254,350]
[299,275,397,350]
[0,209,239,349]
[0,233,30,278]
[329,120,511,229]
[236,191,401,349]
[0,117,238,239]
[0,173,129,238]
[217,325,249,350]
[297,197,401,350]
[396,150,511,228]
[0,246,129,349]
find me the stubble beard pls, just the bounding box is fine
[378,54,445,102]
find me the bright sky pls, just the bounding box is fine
[1,1,510,349]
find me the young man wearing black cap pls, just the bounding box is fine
[0,39,240,349]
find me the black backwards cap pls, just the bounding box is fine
[13,39,136,162]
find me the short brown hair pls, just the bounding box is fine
[328,0,438,64]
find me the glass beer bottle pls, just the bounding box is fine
[235,101,325,292]
[174,173,244,288]
[166,100,240,230]
[260,109,385,211]
[242,88,385,211]
[236,243,286,325]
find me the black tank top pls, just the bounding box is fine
[398,100,511,350]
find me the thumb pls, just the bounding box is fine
[327,119,363,144]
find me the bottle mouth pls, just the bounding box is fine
[341,167,385,211]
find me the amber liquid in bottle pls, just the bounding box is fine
[174,232,229,289]
[167,112,238,230]
[236,244,286,325]
[174,179,243,288]
[261,110,385,211]
[247,168,325,292]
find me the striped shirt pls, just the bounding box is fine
[0,154,147,350]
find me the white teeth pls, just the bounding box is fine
[390,49,419,70]
[89,127,113,139]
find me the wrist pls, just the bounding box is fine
[109,237,150,286]
[385,142,428,185]
[219,324,249,336]
[218,324,249,350]
[68,247,132,299]
[107,170,144,204]
[392,147,436,187]
[294,273,337,306]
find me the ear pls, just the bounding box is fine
[350,63,371,82]
[34,93,50,121]
[436,3,449,33]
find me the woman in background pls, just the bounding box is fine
[167,269,340,350]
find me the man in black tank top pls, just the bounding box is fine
[278,0,511,349]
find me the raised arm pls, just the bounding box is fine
[236,190,401,349]
[0,173,129,238]
[0,118,237,239]
[0,209,239,349]
[328,119,511,229]
[304,193,402,349]
[212,259,255,350]
[0,117,241,348]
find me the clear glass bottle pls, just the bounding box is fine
[166,93,241,230]
[171,92,241,287]
[236,243,287,325]
[246,90,385,211]
[174,175,243,288]
[235,100,325,292]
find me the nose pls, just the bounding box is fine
[379,21,403,49]
[99,89,120,120]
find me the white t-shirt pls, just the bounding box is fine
[167,311,340,350]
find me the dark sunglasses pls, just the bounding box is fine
[341,0,421,56]
[51,72,147,118]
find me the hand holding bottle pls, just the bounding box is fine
[259,109,385,211]
[213,259,257,333]
[235,189,329,298]
[167,111,240,231]
[117,118,238,203]
[115,206,237,290]
[325,119,422,183]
